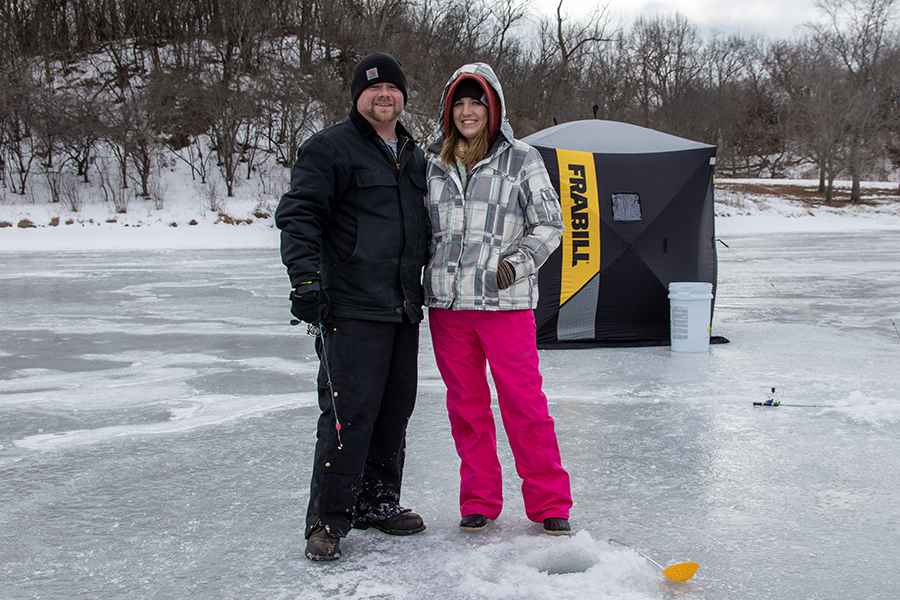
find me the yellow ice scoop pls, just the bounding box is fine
[609,538,699,582]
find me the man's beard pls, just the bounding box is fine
[359,100,402,123]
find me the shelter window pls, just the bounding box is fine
[611,193,641,221]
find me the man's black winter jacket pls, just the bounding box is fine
[275,108,429,323]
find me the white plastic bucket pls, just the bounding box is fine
[668,282,713,352]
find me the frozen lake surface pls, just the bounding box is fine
[1,230,899,599]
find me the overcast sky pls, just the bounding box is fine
[533,0,825,40]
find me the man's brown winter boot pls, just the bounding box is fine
[305,524,341,561]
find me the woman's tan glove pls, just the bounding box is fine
[497,259,516,290]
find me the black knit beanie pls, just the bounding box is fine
[452,78,487,105]
[351,53,409,106]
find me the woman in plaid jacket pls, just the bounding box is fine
[423,62,573,536]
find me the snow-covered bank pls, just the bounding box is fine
[0,191,282,251]
[2,178,899,252]
[0,219,280,252]
[714,179,900,234]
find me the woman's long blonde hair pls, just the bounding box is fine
[439,107,491,167]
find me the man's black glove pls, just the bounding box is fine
[290,282,330,324]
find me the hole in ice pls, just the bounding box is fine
[523,530,600,574]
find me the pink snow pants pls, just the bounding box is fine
[429,308,572,523]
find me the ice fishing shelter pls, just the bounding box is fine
[522,120,718,348]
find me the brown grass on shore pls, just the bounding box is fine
[715,180,899,209]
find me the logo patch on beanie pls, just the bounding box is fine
[366,67,379,81]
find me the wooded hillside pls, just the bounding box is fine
[1,0,898,208]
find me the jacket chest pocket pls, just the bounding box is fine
[355,169,398,190]
[354,169,400,217]
[409,171,427,194]
[342,169,402,264]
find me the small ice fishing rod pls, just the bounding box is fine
[753,400,835,407]
[752,387,833,408]
[291,319,343,449]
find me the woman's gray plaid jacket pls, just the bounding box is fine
[423,63,564,311]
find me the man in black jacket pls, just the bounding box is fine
[275,53,429,562]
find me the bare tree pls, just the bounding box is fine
[629,13,704,130]
[97,156,132,213]
[149,69,215,182]
[705,36,796,178]
[579,32,639,124]
[0,59,40,194]
[884,42,900,191]
[767,39,853,202]
[540,0,614,124]
[258,45,319,168]
[210,0,278,84]
[486,0,529,66]
[201,82,259,197]
[700,33,755,170]
[810,0,899,201]
[57,173,84,212]
[59,85,106,183]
